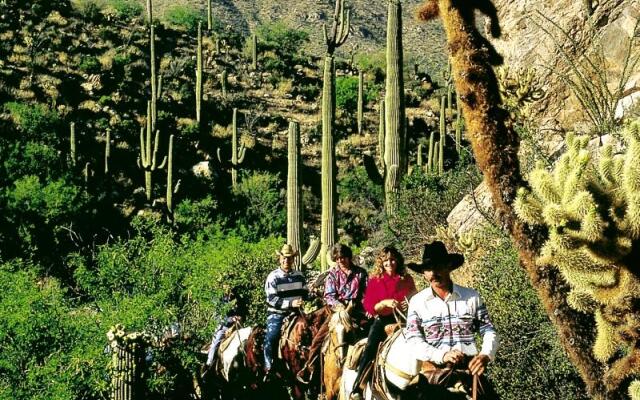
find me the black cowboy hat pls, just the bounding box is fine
[407,241,464,273]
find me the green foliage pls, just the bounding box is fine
[336,76,381,113]
[3,175,88,260]
[4,102,62,142]
[163,5,203,32]
[0,260,107,400]
[230,171,286,242]
[386,161,481,251]
[337,166,384,242]
[336,76,359,113]
[105,0,143,20]
[255,22,309,72]
[354,51,386,81]
[78,56,101,74]
[174,196,218,235]
[473,227,588,400]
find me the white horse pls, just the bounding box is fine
[339,330,469,400]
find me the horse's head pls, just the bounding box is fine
[328,306,358,363]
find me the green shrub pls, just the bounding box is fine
[105,0,142,19]
[336,76,359,113]
[0,260,107,400]
[338,166,384,242]
[229,171,286,242]
[355,51,386,82]
[4,102,62,142]
[388,162,481,251]
[255,22,308,72]
[79,56,101,74]
[473,227,589,400]
[163,5,203,32]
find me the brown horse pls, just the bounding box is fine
[280,307,331,399]
[323,305,358,400]
[240,307,329,400]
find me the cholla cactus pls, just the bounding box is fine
[107,325,149,400]
[514,122,640,394]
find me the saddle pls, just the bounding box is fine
[278,313,300,358]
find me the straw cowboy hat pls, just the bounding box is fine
[277,244,299,257]
[407,241,464,273]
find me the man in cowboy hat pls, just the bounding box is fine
[263,243,308,378]
[404,241,499,399]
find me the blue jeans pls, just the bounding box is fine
[206,325,230,366]
[264,313,285,371]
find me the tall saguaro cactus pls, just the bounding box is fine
[70,122,76,166]
[320,0,350,270]
[251,33,258,70]
[217,108,246,188]
[138,101,167,201]
[207,0,213,30]
[105,129,111,174]
[221,70,228,98]
[287,121,320,270]
[107,325,147,400]
[383,0,406,216]
[196,22,203,123]
[150,24,157,129]
[357,70,364,134]
[166,134,180,214]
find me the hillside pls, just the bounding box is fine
[141,0,448,72]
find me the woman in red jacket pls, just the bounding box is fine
[349,246,417,400]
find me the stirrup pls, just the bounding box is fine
[349,392,363,400]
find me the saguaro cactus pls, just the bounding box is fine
[383,0,406,216]
[320,0,350,270]
[251,33,258,70]
[378,99,385,168]
[207,0,213,30]
[166,134,180,214]
[70,122,76,166]
[217,108,246,188]
[455,94,463,153]
[105,129,111,174]
[357,70,364,135]
[287,121,320,270]
[427,131,435,173]
[221,69,228,98]
[138,101,167,201]
[107,325,147,400]
[196,22,203,123]
[150,23,157,129]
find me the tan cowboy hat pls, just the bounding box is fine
[407,241,464,273]
[277,243,299,257]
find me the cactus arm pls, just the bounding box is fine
[302,237,321,266]
[236,145,246,164]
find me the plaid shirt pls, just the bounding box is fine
[323,265,368,309]
[404,284,498,364]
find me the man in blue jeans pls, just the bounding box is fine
[263,243,308,379]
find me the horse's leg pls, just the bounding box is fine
[323,351,340,400]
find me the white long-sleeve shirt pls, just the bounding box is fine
[404,284,498,364]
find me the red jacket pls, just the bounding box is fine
[362,273,416,317]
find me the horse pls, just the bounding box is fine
[280,306,331,399]
[200,326,254,400]
[323,304,359,400]
[339,329,470,400]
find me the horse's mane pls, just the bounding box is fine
[328,308,355,333]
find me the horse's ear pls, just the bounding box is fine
[346,301,354,313]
